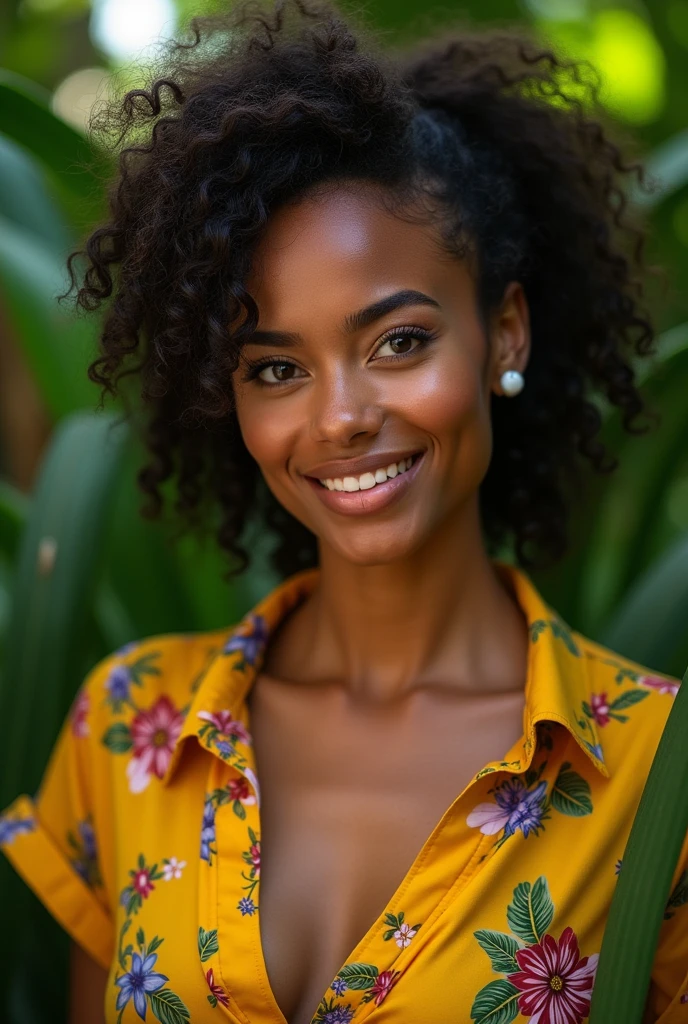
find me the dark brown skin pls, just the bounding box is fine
[70,184,533,1022]
[235,185,531,1024]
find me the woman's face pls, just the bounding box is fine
[232,186,530,566]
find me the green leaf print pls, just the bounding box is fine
[102,723,133,753]
[549,619,580,656]
[336,962,379,989]
[148,988,191,1024]
[506,876,554,945]
[470,978,520,1024]
[609,690,649,713]
[198,926,219,962]
[473,930,519,973]
[551,763,593,817]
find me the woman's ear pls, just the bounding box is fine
[489,281,531,396]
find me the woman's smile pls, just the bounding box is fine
[303,450,425,516]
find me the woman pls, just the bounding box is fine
[1,2,686,1022]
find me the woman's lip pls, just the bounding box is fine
[305,452,425,517]
[302,449,421,481]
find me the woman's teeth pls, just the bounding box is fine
[320,456,415,492]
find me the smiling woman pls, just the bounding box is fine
[1,2,687,1024]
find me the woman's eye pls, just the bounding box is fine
[258,362,302,383]
[376,332,423,358]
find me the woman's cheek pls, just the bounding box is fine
[236,398,316,525]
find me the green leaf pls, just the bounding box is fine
[147,936,164,955]
[506,877,554,945]
[474,930,520,973]
[0,69,109,233]
[233,799,246,820]
[102,723,133,754]
[336,963,379,989]
[551,765,593,817]
[609,689,649,712]
[198,926,219,962]
[0,216,101,418]
[148,988,191,1024]
[470,979,520,1024]
[136,927,144,947]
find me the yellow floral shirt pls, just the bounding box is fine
[2,560,688,1024]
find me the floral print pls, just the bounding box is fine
[467,760,593,848]
[115,948,168,1020]
[223,613,269,667]
[126,696,185,793]
[582,688,648,728]
[471,875,598,1024]
[71,688,89,737]
[67,816,102,887]
[205,967,230,1008]
[161,857,185,880]
[0,814,35,845]
[382,912,421,947]
[509,927,598,1023]
[200,797,217,864]
[3,559,686,1024]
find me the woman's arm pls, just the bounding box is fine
[68,940,108,1024]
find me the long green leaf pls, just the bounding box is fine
[600,531,688,675]
[0,215,102,417]
[0,132,71,255]
[0,481,28,561]
[0,410,129,806]
[0,70,109,233]
[589,662,688,1022]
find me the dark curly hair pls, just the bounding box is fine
[69,0,658,579]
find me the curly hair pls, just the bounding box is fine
[68,0,658,579]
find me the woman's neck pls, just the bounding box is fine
[264,499,529,703]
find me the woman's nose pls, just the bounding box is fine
[309,373,384,446]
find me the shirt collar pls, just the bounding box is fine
[162,559,608,787]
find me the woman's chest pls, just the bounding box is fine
[105,711,625,1024]
[247,676,529,1024]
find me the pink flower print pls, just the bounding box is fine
[508,926,598,1023]
[126,696,185,793]
[228,778,256,805]
[197,709,251,745]
[589,692,611,727]
[370,969,401,1006]
[638,674,680,697]
[248,843,261,878]
[393,923,417,948]
[71,689,89,737]
[132,867,155,899]
[162,857,186,880]
[205,968,230,1007]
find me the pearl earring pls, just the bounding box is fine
[500,370,524,397]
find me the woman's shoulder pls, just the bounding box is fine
[71,624,235,792]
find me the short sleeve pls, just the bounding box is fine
[0,667,115,971]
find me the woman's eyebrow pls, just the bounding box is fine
[343,289,441,333]
[246,289,441,347]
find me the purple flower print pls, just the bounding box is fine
[0,815,35,845]
[106,664,132,704]
[237,896,257,915]
[215,739,235,758]
[323,1008,354,1023]
[200,798,216,862]
[467,777,547,840]
[115,951,168,1020]
[330,978,348,996]
[224,615,268,666]
[503,780,547,838]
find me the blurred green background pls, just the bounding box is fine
[1,0,688,1020]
